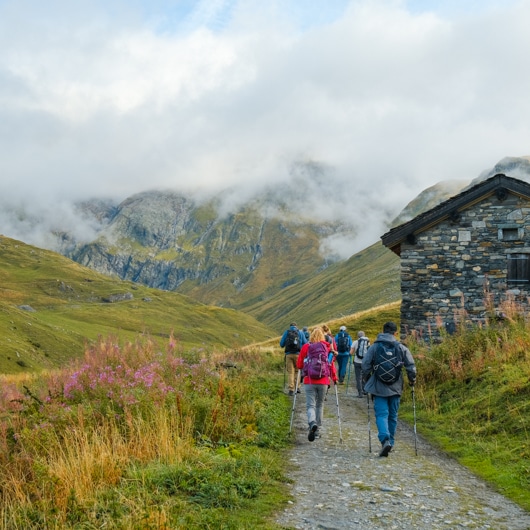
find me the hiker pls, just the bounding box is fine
[296,327,338,441]
[361,321,416,457]
[280,322,308,396]
[334,326,353,384]
[351,331,370,398]
[322,324,337,363]
[302,326,310,341]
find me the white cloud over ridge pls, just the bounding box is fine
[0,0,528,257]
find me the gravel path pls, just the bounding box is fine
[275,385,530,530]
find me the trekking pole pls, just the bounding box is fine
[289,371,302,434]
[333,383,343,443]
[412,385,418,456]
[366,392,372,453]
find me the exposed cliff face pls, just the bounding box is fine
[68,190,345,308]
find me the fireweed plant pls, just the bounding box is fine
[0,334,290,529]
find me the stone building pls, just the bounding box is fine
[381,173,530,339]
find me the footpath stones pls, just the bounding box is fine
[276,389,530,530]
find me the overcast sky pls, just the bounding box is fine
[1,0,529,255]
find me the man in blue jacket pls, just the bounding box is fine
[280,322,308,396]
[334,326,353,384]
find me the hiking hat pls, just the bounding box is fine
[340,326,346,331]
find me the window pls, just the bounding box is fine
[507,254,530,283]
[499,226,523,241]
[502,228,519,241]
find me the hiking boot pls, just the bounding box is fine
[379,440,392,457]
[296,389,301,394]
[308,422,318,442]
[357,393,363,398]
[288,390,294,396]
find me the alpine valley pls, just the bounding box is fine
[3,156,530,346]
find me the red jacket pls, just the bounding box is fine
[297,341,338,385]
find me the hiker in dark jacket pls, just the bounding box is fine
[280,322,308,396]
[334,326,353,383]
[361,321,416,457]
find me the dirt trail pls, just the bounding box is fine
[275,385,530,530]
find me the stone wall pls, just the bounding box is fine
[399,192,530,340]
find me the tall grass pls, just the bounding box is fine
[401,313,530,510]
[0,335,290,529]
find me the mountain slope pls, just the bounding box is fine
[0,235,275,374]
[242,241,401,332]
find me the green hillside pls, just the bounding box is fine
[0,236,275,374]
[241,241,401,332]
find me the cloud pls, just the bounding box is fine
[0,0,529,257]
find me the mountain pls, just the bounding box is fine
[0,235,275,374]
[390,179,470,227]
[65,191,350,311]
[5,156,530,337]
[388,156,530,229]
[471,155,530,185]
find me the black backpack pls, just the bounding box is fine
[336,332,349,353]
[373,340,403,384]
[284,329,301,353]
[356,337,370,359]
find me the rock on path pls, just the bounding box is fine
[275,386,530,530]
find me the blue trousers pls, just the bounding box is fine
[336,354,350,380]
[373,394,401,446]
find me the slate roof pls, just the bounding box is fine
[381,173,530,256]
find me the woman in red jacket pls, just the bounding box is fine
[297,327,338,441]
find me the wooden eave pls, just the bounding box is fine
[381,173,530,256]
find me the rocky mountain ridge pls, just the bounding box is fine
[64,191,348,311]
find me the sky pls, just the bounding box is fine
[1,0,530,256]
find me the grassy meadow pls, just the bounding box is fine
[0,335,291,528]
